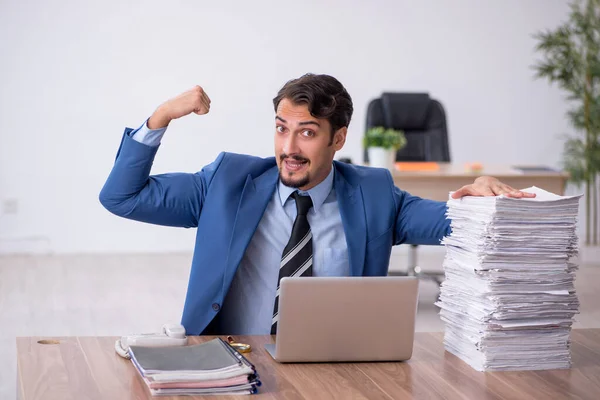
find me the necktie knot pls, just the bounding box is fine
[292,191,313,216]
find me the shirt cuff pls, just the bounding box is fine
[130,119,167,147]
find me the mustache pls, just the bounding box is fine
[280,154,309,163]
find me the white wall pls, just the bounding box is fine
[0,0,572,254]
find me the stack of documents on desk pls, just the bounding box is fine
[435,186,582,371]
[129,338,261,396]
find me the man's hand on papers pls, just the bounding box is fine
[451,176,537,199]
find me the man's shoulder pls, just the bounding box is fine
[333,161,392,186]
[213,152,277,176]
[220,152,276,165]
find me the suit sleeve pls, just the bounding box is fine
[98,128,224,228]
[389,173,451,245]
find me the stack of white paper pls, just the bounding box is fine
[435,186,582,371]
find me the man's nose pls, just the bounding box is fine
[283,134,300,155]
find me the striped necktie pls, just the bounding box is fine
[271,191,313,334]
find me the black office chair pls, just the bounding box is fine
[364,92,451,285]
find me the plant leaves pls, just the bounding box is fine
[364,126,407,150]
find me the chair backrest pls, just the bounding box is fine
[364,92,451,163]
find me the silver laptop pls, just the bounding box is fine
[265,276,419,363]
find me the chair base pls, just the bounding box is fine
[388,244,445,286]
[388,269,445,286]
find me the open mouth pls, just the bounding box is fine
[283,158,309,172]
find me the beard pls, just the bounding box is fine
[279,154,310,188]
[280,171,310,188]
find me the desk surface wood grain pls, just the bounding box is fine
[17,329,600,400]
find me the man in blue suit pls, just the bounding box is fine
[99,74,533,335]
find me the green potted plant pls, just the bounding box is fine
[532,0,600,251]
[363,126,407,168]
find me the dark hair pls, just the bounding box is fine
[273,74,353,143]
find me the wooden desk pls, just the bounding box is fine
[17,329,600,399]
[391,164,569,201]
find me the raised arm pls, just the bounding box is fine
[99,86,216,228]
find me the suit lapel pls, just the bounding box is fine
[334,167,367,276]
[225,166,279,280]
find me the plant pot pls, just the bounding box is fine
[368,147,396,169]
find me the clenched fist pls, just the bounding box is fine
[147,86,211,129]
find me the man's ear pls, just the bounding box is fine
[333,127,347,151]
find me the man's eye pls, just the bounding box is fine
[276,126,285,133]
[302,130,314,137]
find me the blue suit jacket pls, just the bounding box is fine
[99,129,451,334]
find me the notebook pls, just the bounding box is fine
[129,338,261,396]
[512,165,559,173]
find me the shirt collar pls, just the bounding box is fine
[278,165,334,213]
